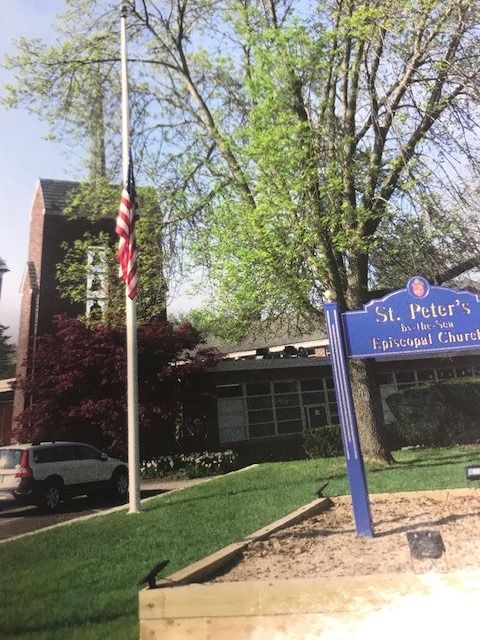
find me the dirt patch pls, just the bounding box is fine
[213,491,480,582]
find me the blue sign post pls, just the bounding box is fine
[324,301,374,537]
[324,276,480,538]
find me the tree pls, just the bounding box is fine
[5,0,480,462]
[14,316,221,458]
[371,189,480,292]
[2,1,122,179]
[0,325,15,378]
[3,2,170,319]
[125,0,480,461]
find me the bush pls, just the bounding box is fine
[303,425,344,458]
[230,435,307,465]
[14,315,221,458]
[140,449,239,479]
[385,378,480,448]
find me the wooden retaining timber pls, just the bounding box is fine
[155,497,333,587]
[139,569,480,639]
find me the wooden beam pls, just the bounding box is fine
[153,497,333,587]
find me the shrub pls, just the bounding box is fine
[230,435,306,465]
[140,449,239,479]
[303,425,344,458]
[14,315,221,458]
[386,378,480,447]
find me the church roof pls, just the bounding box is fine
[39,179,81,213]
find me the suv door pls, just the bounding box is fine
[74,444,111,489]
[49,444,80,487]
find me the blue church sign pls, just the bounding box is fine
[323,276,480,539]
[343,276,480,358]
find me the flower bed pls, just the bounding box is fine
[141,449,239,479]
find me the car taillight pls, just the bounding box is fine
[15,450,33,479]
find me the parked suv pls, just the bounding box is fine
[0,442,128,512]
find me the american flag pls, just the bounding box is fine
[116,158,138,299]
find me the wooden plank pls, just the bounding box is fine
[140,614,343,640]
[141,569,480,623]
[243,497,334,541]
[154,497,333,587]
[140,572,433,620]
[337,487,480,502]
[140,569,480,638]
[139,488,480,639]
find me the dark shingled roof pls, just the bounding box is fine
[39,179,81,213]
[207,327,328,353]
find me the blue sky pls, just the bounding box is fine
[0,0,75,342]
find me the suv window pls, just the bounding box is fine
[75,445,103,461]
[0,449,21,469]
[33,447,57,463]
[54,445,78,462]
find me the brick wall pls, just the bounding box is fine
[0,397,13,445]
[12,180,114,430]
[13,182,45,425]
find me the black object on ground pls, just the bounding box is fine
[315,482,329,498]
[138,560,170,589]
[406,530,445,559]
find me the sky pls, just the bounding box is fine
[0,0,203,346]
[0,0,71,343]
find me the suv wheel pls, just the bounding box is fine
[111,468,128,502]
[39,481,63,512]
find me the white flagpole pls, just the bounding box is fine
[120,3,141,514]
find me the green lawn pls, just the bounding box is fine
[1,445,480,640]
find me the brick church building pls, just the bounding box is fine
[12,179,113,432]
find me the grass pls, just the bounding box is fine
[1,445,480,640]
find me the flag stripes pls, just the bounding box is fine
[116,160,138,299]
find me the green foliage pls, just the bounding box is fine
[5,0,480,463]
[6,0,479,332]
[0,325,15,378]
[57,231,119,314]
[386,378,480,447]
[14,316,220,458]
[63,176,119,221]
[188,0,480,334]
[371,206,480,291]
[2,4,122,177]
[303,425,344,459]
[57,182,167,325]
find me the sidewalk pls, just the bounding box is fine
[141,476,218,492]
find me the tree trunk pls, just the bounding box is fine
[89,77,107,181]
[349,358,394,463]
[341,258,394,463]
